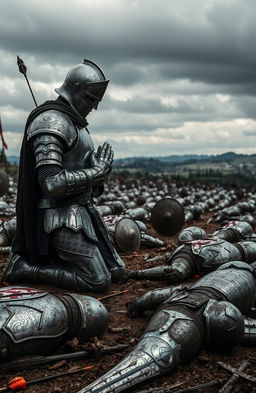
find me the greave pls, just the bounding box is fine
[77,307,204,393]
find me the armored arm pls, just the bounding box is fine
[126,285,184,316]
[34,138,113,198]
[28,111,113,198]
[34,137,113,198]
[126,265,183,283]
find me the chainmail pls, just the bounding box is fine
[50,226,96,257]
[37,165,62,189]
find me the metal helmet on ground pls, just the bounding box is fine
[178,226,207,243]
[114,217,141,252]
[55,59,109,117]
[68,294,108,339]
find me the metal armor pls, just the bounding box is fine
[126,239,256,284]
[242,317,256,345]
[213,220,254,243]
[55,59,109,117]
[0,286,108,362]
[178,226,207,243]
[3,92,124,292]
[77,262,256,393]
[107,217,141,252]
[27,111,113,201]
[0,217,16,246]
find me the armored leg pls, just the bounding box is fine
[77,305,204,393]
[140,233,164,248]
[2,227,112,292]
[1,253,110,293]
[50,227,111,292]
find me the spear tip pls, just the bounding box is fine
[17,55,27,77]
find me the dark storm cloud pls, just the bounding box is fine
[103,95,192,114]
[1,0,256,156]
[243,130,256,136]
[1,0,256,82]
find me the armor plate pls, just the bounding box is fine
[62,127,94,171]
[35,115,97,234]
[203,299,244,348]
[190,239,241,269]
[0,291,68,343]
[192,261,256,312]
[27,110,77,147]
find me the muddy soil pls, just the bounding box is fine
[0,213,256,393]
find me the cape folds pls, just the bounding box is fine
[12,98,88,261]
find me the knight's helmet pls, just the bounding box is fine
[55,59,109,117]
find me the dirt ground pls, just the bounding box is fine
[0,213,256,393]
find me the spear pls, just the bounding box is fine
[97,289,129,301]
[1,344,129,370]
[0,365,94,392]
[16,55,38,107]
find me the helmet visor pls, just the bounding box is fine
[80,80,109,109]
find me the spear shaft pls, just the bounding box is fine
[17,55,38,107]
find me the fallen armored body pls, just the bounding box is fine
[0,286,108,362]
[76,261,256,393]
[178,219,254,243]
[126,238,256,283]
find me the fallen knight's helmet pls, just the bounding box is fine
[55,59,109,117]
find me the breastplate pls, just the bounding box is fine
[192,262,256,312]
[63,127,94,171]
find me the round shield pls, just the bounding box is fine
[114,217,141,252]
[151,198,185,237]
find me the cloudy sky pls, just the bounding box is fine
[1,0,256,158]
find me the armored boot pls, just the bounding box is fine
[1,254,110,293]
[1,254,40,284]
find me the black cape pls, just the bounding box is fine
[12,98,88,262]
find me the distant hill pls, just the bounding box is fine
[7,155,19,165]
[114,152,256,173]
[7,152,256,172]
